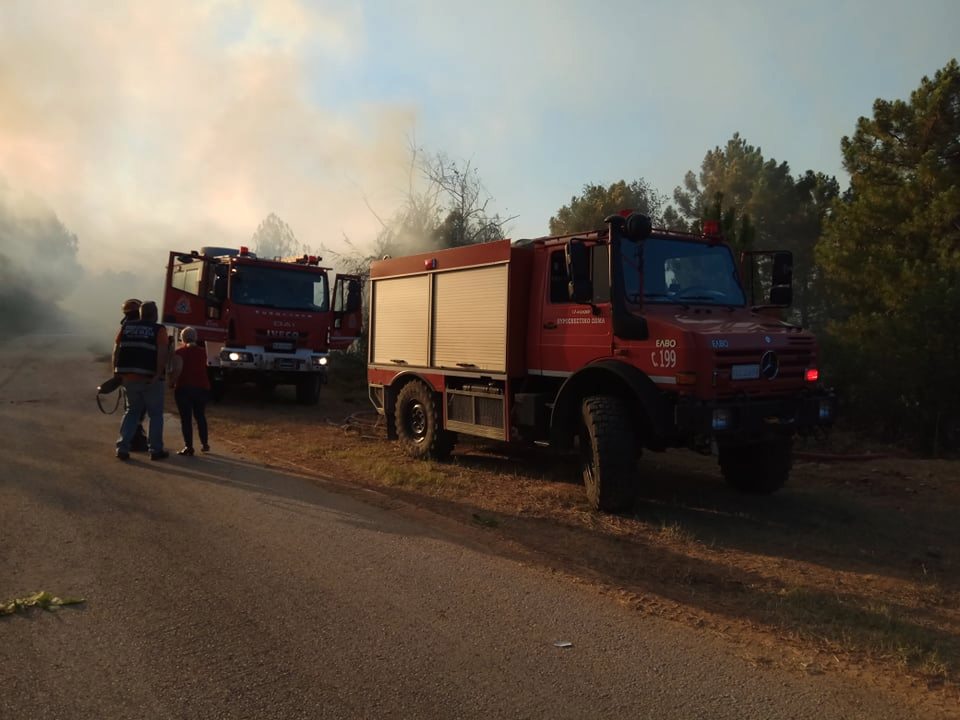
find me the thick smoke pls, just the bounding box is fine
[0,181,83,340]
[0,2,416,350]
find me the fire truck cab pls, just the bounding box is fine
[162,246,362,404]
[367,213,835,511]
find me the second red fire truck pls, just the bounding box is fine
[162,246,362,403]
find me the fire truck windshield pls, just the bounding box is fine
[230,265,329,312]
[621,236,746,307]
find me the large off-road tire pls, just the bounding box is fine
[719,438,792,494]
[295,374,321,405]
[579,395,637,513]
[395,381,455,460]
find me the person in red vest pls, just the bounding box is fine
[168,326,211,456]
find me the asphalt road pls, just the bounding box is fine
[0,336,918,719]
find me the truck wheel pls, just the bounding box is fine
[719,438,792,494]
[296,375,321,405]
[395,381,455,460]
[579,395,636,513]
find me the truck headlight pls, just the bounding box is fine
[222,350,252,362]
[313,356,328,367]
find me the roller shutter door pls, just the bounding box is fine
[371,275,430,366]
[433,265,508,372]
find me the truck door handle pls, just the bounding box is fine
[543,321,557,330]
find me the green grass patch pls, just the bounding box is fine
[325,447,449,490]
[379,461,448,490]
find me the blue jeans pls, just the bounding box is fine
[117,378,165,454]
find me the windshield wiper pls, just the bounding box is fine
[643,292,690,310]
[248,302,280,308]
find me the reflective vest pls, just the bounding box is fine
[115,321,161,376]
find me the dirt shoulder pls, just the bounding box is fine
[202,375,959,716]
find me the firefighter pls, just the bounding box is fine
[120,299,149,452]
[113,300,169,460]
[120,298,140,322]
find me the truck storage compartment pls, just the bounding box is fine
[370,262,510,372]
[445,379,506,440]
[370,275,430,366]
[433,264,508,372]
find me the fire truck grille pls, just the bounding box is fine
[256,330,307,352]
[713,336,813,390]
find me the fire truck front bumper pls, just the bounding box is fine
[217,348,329,375]
[673,391,836,441]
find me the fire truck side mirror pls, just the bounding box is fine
[770,285,792,306]
[565,240,593,303]
[213,269,228,301]
[770,251,793,306]
[346,279,362,312]
[772,251,793,285]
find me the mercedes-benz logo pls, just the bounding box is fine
[760,350,779,379]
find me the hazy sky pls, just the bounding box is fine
[1,0,957,277]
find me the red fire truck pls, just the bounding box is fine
[366,213,835,511]
[162,246,362,404]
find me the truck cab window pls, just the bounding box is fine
[592,245,610,303]
[209,265,227,302]
[552,246,609,304]
[171,262,202,295]
[549,250,570,303]
[623,237,746,307]
[312,280,328,310]
[231,266,329,311]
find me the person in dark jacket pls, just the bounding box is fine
[119,298,149,452]
[113,300,169,460]
[168,326,211,456]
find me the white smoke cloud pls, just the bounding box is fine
[0,0,415,279]
[0,179,82,338]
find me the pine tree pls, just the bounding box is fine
[818,59,960,451]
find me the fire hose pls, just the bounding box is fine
[96,375,126,415]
